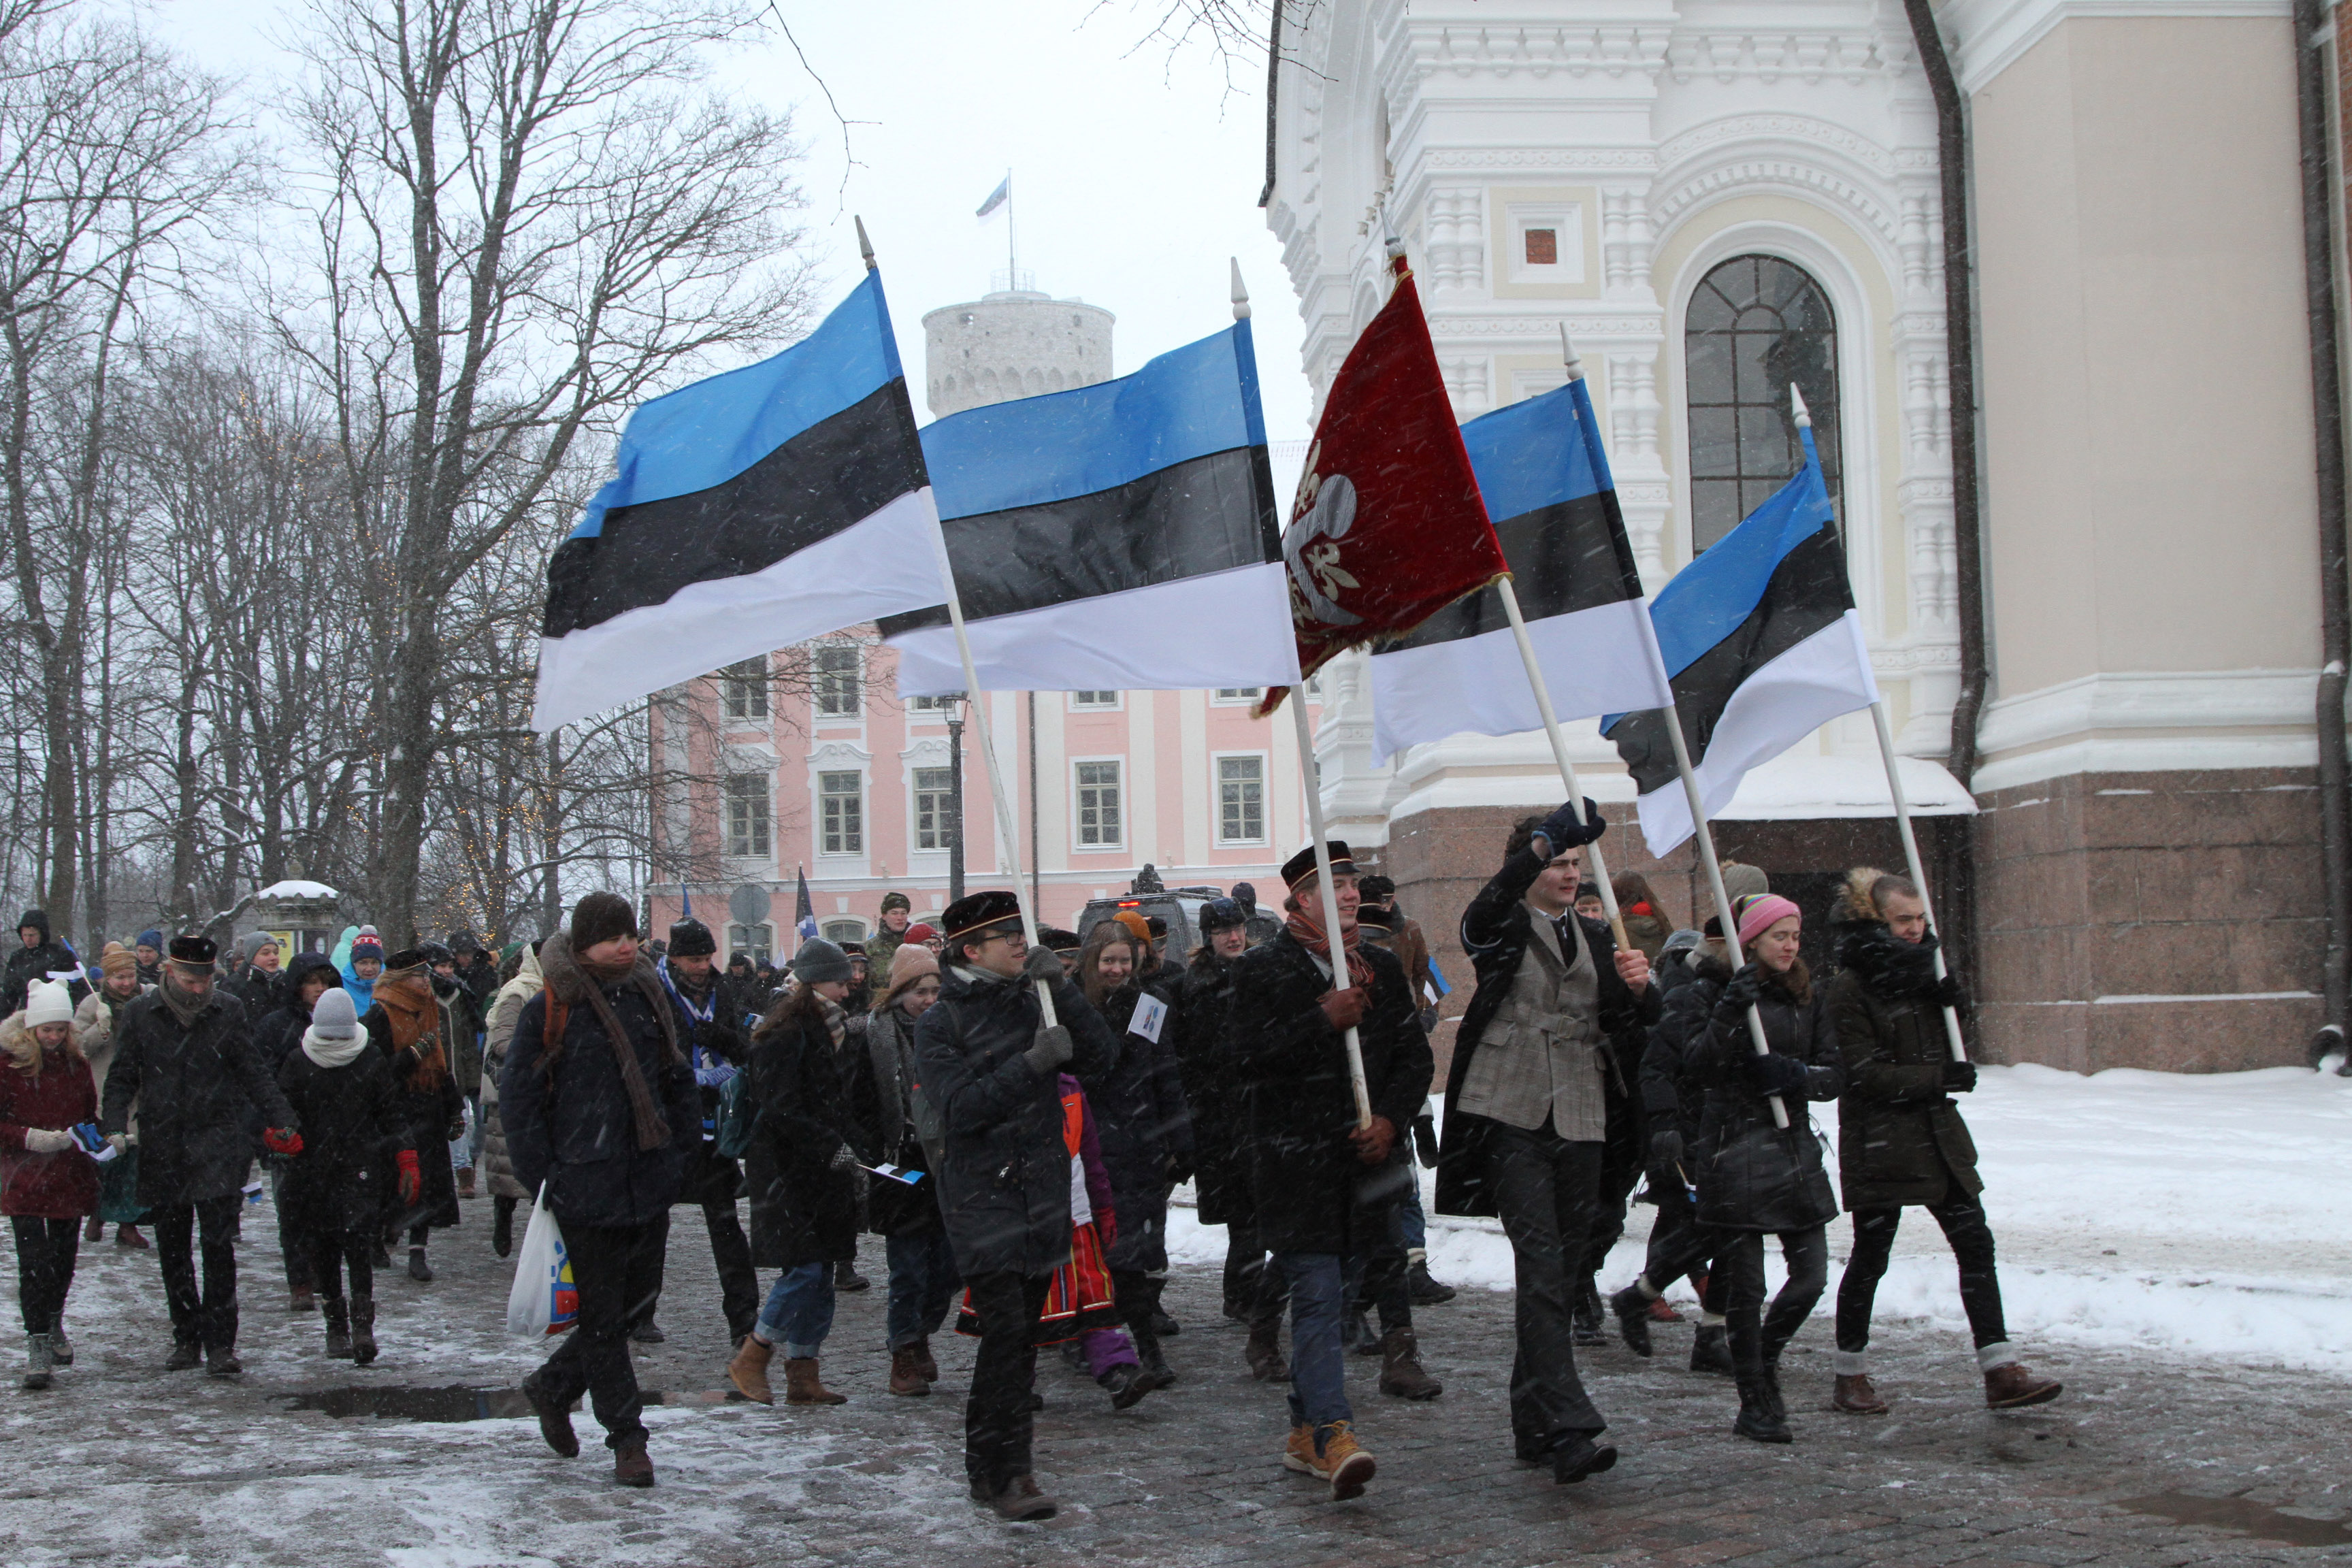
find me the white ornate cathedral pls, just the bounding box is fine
[1266,0,2328,1074]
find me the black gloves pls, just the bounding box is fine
[1934,972,1968,1011]
[1536,797,1606,853]
[1412,1111,1440,1169]
[1942,1058,1978,1094]
[1714,962,1763,1019]
[1022,944,1064,985]
[1745,1049,1809,1099]
[1647,1128,1685,1183]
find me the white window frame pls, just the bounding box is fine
[911,764,954,852]
[820,917,866,945]
[813,644,862,721]
[1209,687,1262,706]
[723,773,772,860]
[906,693,959,715]
[1213,750,1269,847]
[1071,756,1124,852]
[1067,690,1122,712]
[725,922,772,964]
[817,768,864,856]
[720,657,770,723]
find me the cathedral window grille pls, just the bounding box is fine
[1684,255,1844,551]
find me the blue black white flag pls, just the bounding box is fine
[1367,378,1672,764]
[976,177,1010,222]
[1603,425,1878,855]
[881,320,1301,695]
[533,272,946,732]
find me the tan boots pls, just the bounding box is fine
[784,1357,847,1405]
[727,1335,775,1405]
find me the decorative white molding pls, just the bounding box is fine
[1422,147,1661,172]
[1942,0,2292,93]
[1654,114,1910,180]
[805,740,872,768]
[1424,186,1485,293]
[1438,353,1492,414]
[1973,669,2333,792]
[1664,29,1904,86]
[1401,22,1674,84]
[1599,187,1656,299]
[1652,156,1899,248]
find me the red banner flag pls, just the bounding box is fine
[1258,257,1507,716]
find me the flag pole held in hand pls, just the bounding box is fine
[1290,698,1373,1129]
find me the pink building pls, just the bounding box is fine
[647,646,1326,962]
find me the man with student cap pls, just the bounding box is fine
[913,889,1117,1522]
[1222,841,1433,1501]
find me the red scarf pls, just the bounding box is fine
[1286,902,1375,990]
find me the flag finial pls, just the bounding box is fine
[1791,383,1812,429]
[1560,323,1585,383]
[855,215,876,272]
[1230,258,1251,321]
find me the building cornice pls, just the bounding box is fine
[1973,669,2333,792]
[1942,0,2292,93]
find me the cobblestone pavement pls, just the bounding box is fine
[4,1203,2350,1567]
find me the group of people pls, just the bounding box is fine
[0,804,2057,1520]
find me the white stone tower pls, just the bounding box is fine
[922,280,1114,416]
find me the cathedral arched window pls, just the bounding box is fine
[1683,254,1843,552]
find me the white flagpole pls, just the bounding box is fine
[863,217,1056,1027]
[1787,382,1969,1065]
[1574,324,1787,1128]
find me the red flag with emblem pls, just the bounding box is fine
[1256,254,1507,717]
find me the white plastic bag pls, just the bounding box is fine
[504,1183,578,1339]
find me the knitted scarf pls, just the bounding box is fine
[539,933,680,1154]
[1285,902,1375,990]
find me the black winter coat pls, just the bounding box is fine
[100,987,295,1207]
[1085,981,1192,1271]
[254,956,340,1079]
[662,962,749,1209]
[223,964,284,1017]
[915,964,1117,1278]
[1825,922,1981,1211]
[1171,950,1248,1226]
[1437,842,1659,1218]
[1,913,82,1015]
[742,1003,860,1269]
[1227,931,1431,1255]
[1683,958,1845,1232]
[362,995,465,1232]
[276,1043,410,1233]
[849,1002,944,1237]
[500,936,698,1230]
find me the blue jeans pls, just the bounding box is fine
[1273,1251,1353,1431]
[1398,1179,1428,1252]
[885,1228,959,1349]
[755,1261,835,1358]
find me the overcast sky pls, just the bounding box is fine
[137,0,1316,443]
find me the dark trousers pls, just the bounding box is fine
[11,1216,78,1334]
[701,1198,758,1343]
[1720,1226,1829,1369]
[1224,1220,1291,1331]
[1112,1267,1164,1354]
[306,1227,376,1303]
[1641,1190,1722,1294]
[152,1195,243,1349]
[270,1167,312,1294]
[1837,1192,2007,1351]
[1578,1138,1644,1281]
[961,1269,1053,1491]
[532,1220,666,1450]
[884,1227,959,1348]
[1485,1122,1608,1448]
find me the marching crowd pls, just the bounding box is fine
[0,802,2063,1522]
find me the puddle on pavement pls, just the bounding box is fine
[2117,1492,2352,1548]
[285,1386,743,1422]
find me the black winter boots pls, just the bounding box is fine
[350,1296,378,1366]
[323,1299,353,1360]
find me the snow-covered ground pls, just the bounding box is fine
[1173,1063,2352,1376]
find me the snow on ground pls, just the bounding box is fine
[1172,1063,2352,1376]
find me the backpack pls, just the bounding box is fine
[713,1067,757,1160]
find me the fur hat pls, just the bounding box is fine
[310,987,359,1041]
[668,917,717,958]
[167,934,217,966]
[1280,842,1356,890]
[22,979,73,1030]
[1196,897,1246,934]
[789,938,853,985]
[570,892,638,953]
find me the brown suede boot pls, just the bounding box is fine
[784,1357,847,1405]
[458,1166,476,1198]
[1376,1326,1442,1400]
[1984,1361,2063,1409]
[726,1335,775,1405]
[613,1435,654,1488]
[1245,1318,1289,1382]
[913,1335,938,1382]
[1833,1373,1889,1414]
[888,1345,928,1396]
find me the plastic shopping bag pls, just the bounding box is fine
[504,1183,578,1339]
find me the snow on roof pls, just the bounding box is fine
[254,879,342,900]
[1708,753,1976,820]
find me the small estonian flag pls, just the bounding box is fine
[976,176,1009,222]
[1603,424,1879,855]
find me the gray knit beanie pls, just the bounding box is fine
[789,938,853,986]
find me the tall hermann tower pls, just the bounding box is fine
[922,272,1114,417]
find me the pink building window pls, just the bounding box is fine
[1074,760,1122,849]
[819,771,863,854]
[725,774,771,858]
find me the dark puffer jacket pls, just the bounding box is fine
[1170,949,1248,1226]
[500,935,698,1229]
[742,1000,860,1269]
[1227,930,1431,1256]
[914,964,1117,1279]
[1684,958,1844,1233]
[1825,919,1981,1211]
[253,953,341,1078]
[101,983,296,1207]
[275,1038,412,1234]
[1083,980,1192,1272]
[1,910,82,1017]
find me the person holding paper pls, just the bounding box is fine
[0,980,97,1391]
[849,941,957,1399]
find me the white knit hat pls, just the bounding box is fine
[310,987,359,1041]
[22,979,73,1030]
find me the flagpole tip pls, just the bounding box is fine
[1559,322,1585,382]
[1791,383,1812,428]
[1230,257,1252,321]
[855,215,876,271]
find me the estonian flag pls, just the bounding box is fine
[1367,377,1673,764]
[1603,423,1878,855]
[880,321,1301,695]
[533,272,947,732]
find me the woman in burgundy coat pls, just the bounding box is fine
[0,979,99,1390]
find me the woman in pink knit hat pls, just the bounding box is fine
[1686,891,1844,1446]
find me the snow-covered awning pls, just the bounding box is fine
[253,879,342,901]
[1708,753,1976,821]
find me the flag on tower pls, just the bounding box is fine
[1603,420,1879,855]
[976,176,1009,222]
[1256,254,1506,715]
[1367,377,1673,763]
[533,271,945,732]
[881,318,1301,695]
